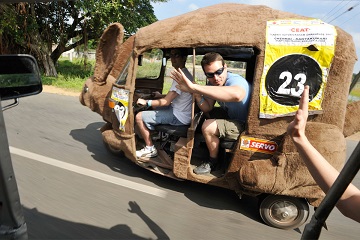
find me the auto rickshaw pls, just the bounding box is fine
[79,3,359,229]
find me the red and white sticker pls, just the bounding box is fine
[240,136,278,154]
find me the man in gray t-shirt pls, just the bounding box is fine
[135,48,193,158]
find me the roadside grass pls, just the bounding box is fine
[349,82,360,102]
[43,59,174,93]
[351,83,360,97]
[41,58,95,92]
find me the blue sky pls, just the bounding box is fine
[152,0,360,73]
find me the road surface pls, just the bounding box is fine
[2,91,359,239]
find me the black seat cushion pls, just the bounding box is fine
[154,124,189,138]
[220,140,237,149]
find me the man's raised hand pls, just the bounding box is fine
[170,68,194,93]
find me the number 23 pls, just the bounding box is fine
[276,71,306,97]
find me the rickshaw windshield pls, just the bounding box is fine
[115,56,131,85]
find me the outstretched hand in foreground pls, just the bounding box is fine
[287,85,360,223]
[287,85,309,143]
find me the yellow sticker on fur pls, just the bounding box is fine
[110,86,129,131]
[260,19,336,118]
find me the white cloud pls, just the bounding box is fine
[247,0,285,11]
[351,32,360,73]
[352,32,360,48]
[188,3,199,11]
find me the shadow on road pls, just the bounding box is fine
[69,122,294,232]
[24,201,169,239]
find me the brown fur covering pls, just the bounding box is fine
[236,122,346,206]
[344,101,360,137]
[79,23,124,115]
[80,3,358,207]
[136,4,306,52]
[93,23,124,84]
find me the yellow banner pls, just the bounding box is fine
[110,86,129,131]
[260,19,337,118]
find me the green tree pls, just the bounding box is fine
[0,0,168,76]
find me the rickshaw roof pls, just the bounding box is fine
[135,3,312,53]
[135,3,356,65]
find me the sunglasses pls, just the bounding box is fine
[170,53,181,58]
[204,67,225,78]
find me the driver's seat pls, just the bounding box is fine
[154,124,189,138]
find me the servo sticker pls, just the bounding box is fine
[240,136,278,154]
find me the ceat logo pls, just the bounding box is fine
[240,137,278,154]
[291,27,310,32]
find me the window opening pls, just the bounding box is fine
[136,49,163,80]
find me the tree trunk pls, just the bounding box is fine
[51,43,65,65]
[27,39,57,77]
[42,53,57,77]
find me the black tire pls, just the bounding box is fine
[259,195,309,229]
[103,140,124,157]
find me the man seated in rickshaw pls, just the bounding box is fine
[135,48,193,158]
[171,52,251,174]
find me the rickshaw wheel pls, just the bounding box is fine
[103,140,124,157]
[259,195,309,229]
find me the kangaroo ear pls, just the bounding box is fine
[93,23,124,84]
[109,35,135,79]
[344,101,360,137]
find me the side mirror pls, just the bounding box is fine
[0,54,42,101]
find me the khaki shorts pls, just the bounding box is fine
[216,119,245,141]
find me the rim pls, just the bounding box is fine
[268,200,299,224]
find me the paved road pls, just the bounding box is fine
[2,92,359,239]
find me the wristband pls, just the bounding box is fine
[199,96,205,105]
[147,100,152,107]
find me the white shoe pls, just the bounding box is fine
[136,147,158,158]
